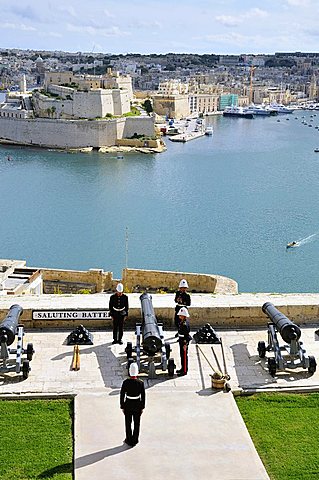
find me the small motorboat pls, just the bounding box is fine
[286,241,299,249]
[205,126,214,136]
[314,148,319,153]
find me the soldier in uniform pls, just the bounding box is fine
[174,279,191,335]
[176,306,192,376]
[120,362,145,447]
[109,283,129,345]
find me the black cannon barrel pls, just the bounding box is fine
[262,302,301,343]
[140,293,162,356]
[0,304,23,346]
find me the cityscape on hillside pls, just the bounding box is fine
[0,48,318,151]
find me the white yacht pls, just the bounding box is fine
[205,126,214,135]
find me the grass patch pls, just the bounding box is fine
[236,393,319,480]
[0,399,73,479]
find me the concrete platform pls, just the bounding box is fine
[2,327,319,479]
[75,391,269,480]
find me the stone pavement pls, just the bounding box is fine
[1,327,319,478]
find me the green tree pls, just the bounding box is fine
[143,99,153,114]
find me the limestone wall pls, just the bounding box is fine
[122,268,238,294]
[0,294,319,330]
[0,116,155,149]
[42,268,114,293]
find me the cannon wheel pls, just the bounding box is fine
[22,360,30,379]
[125,342,133,360]
[308,356,317,374]
[268,358,276,376]
[257,341,266,358]
[168,358,175,377]
[26,343,34,361]
[165,342,171,360]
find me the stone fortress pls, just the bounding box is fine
[0,70,160,150]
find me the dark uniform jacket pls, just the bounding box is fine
[109,293,129,317]
[174,290,191,314]
[177,319,191,344]
[120,378,145,411]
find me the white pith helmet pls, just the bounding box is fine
[116,283,124,293]
[179,279,189,288]
[129,362,139,377]
[178,306,190,317]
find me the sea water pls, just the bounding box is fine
[1,110,319,293]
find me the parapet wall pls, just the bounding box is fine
[42,268,114,294]
[39,266,238,295]
[122,268,238,294]
[0,293,318,330]
[0,116,155,149]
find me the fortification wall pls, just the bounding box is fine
[122,268,238,294]
[0,116,155,148]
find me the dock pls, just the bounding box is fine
[168,130,205,142]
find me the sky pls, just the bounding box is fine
[1,0,319,55]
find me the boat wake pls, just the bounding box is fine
[296,232,319,246]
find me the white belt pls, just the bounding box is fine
[126,395,141,400]
[177,304,187,307]
[113,307,125,311]
[178,334,185,338]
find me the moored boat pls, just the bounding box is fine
[223,106,254,119]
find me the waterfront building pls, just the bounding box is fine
[189,93,219,114]
[152,94,190,119]
[219,94,238,110]
[157,79,188,95]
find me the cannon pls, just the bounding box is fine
[0,305,34,379]
[125,293,175,378]
[258,302,316,376]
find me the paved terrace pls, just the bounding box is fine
[1,293,319,479]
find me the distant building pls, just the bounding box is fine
[189,94,219,114]
[219,94,238,110]
[152,94,190,119]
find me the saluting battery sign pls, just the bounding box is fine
[32,310,110,320]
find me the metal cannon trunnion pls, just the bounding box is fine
[125,293,175,378]
[258,302,316,376]
[0,305,34,379]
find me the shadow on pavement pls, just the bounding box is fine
[51,342,125,388]
[76,444,128,468]
[231,342,315,389]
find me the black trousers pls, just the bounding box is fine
[124,409,142,445]
[179,341,189,373]
[112,315,124,342]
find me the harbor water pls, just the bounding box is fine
[1,109,319,293]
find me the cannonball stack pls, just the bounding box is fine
[193,323,221,344]
[66,325,94,345]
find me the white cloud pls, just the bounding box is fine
[2,22,36,31]
[215,15,240,27]
[215,8,268,27]
[285,0,311,5]
[57,6,78,18]
[66,23,130,38]
[104,9,115,18]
